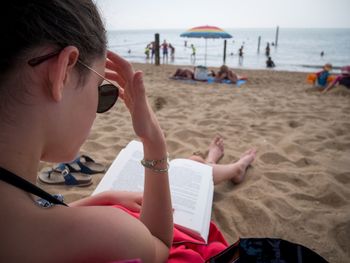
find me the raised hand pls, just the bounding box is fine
[105,51,164,143]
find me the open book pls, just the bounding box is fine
[92,140,214,243]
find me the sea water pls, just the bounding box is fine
[107,28,350,72]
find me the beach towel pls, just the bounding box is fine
[113,205,228,263]
[170,76,247,87]
[110,205,328,262]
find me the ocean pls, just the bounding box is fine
[107,28,350,72]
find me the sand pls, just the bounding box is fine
[38,63,350,263]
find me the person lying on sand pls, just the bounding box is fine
[173,65,245,84]
[215,65,239,83]
[172,67,216,81]
[173,68,195,79]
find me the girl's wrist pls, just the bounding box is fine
[141,135,167,160]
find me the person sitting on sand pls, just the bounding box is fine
[323,65,350,93]
[0,2,257,263]
[266,56,276,68]
[306,63,335,89]
[215,65,239,83]
[315,63,333,87]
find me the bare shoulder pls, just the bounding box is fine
[52,206,170,262]
[57,206,152,260]
[6,205,169,263]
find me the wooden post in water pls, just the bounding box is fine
[223,40,227,64]
[257,36,261,53]
[155,33,160,65]
[275,26,279,47]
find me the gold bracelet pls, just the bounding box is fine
[141,155,169,173]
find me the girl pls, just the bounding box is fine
[0,1,256,262]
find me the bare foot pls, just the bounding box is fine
[205,135,224,164]
[231,148,257,184]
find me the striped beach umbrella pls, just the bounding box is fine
[180,25,232,39]
[180,25,233,64]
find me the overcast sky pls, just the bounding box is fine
[95,0,350,30]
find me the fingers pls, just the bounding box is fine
[132,71,146,96]
[106,50,129,67]
[136,193,143,205]
[105,71,125,87]
[106,52,144,95]
[107,50,134,80]
[105,51,149,118]
[128,195,142,212]
[130,203,142,213]
[106,60,124,74]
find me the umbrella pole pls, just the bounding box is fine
[205,39,207,66]
[223,40,227,64]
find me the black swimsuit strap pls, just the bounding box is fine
[0,167,68,206]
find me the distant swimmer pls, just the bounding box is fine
[144,44,150,59]
[169,44,175,60]
[265,42,270,57]
[238,46,244,65]
[161,40,169,60]
[266,56,275,68]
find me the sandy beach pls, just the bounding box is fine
[38,63,350,263]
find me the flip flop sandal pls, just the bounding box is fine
[36,194,64,208]
[39,165,93,187]
[53,155,105,175]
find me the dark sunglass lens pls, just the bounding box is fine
[97,84,119,113]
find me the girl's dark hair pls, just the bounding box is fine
[0,0,107,77]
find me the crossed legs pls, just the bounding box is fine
[188,136,256,185]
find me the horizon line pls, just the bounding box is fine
[106,26,350,31]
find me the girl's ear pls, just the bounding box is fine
[48,46,80,102]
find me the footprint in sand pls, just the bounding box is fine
[260,152,290,165]
[316,190,348,208]
[332,221,350,255]
[288,120,302,128]
[291,190,347,208]
[82,141,105,152]
[334,172,350,185]
[264,172,310,188]
[100,125,116,132]
[154,97,167,111]
[323,140,350,151]
[294,157,318,167]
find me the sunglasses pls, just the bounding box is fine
[28,49,119,113]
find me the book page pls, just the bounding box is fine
[110,150,144,192]
[201,180,214,242]
[169,159,213,242]
[92,141,145,195]
[92,140,214,243]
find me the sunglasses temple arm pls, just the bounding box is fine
[78,60,121,89]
